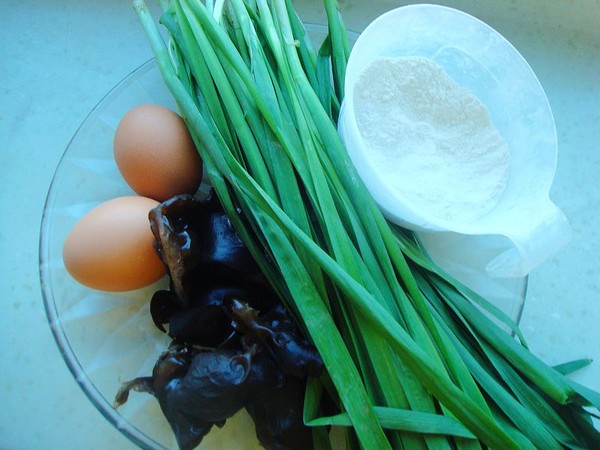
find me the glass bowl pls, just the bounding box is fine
[39,20,526,450]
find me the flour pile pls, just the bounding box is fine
[353,56,510,224]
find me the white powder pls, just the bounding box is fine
[353,56,510,224]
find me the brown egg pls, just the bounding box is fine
[113,104,203,202]
[62,196,166,292]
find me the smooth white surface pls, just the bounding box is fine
[1,1,599,449]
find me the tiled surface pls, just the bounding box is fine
[2,1,598,449]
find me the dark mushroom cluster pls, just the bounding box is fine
[114,192,323,450]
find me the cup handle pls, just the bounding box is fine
[485,199,572,277]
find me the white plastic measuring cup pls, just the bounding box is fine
[338,4,571,278]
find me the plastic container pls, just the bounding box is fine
[338,4,571,277]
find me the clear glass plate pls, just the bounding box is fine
[39,21,526,450]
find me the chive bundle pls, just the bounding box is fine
[133,0,600,448]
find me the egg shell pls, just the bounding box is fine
[62,196,166,292]
[113,104,203,202]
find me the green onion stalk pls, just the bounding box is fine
[132,0,600,448]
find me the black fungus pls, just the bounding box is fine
[227,299,324,379]
[116,191,323,450]
[149,192,269,301]
[246,375,313,450]
[116,341,314,450]
[116,343,268,450]
[153,344,281,450]
[147,192,278,345]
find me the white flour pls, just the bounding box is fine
[353,56,510,224]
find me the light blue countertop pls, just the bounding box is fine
[2,1,599,449]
